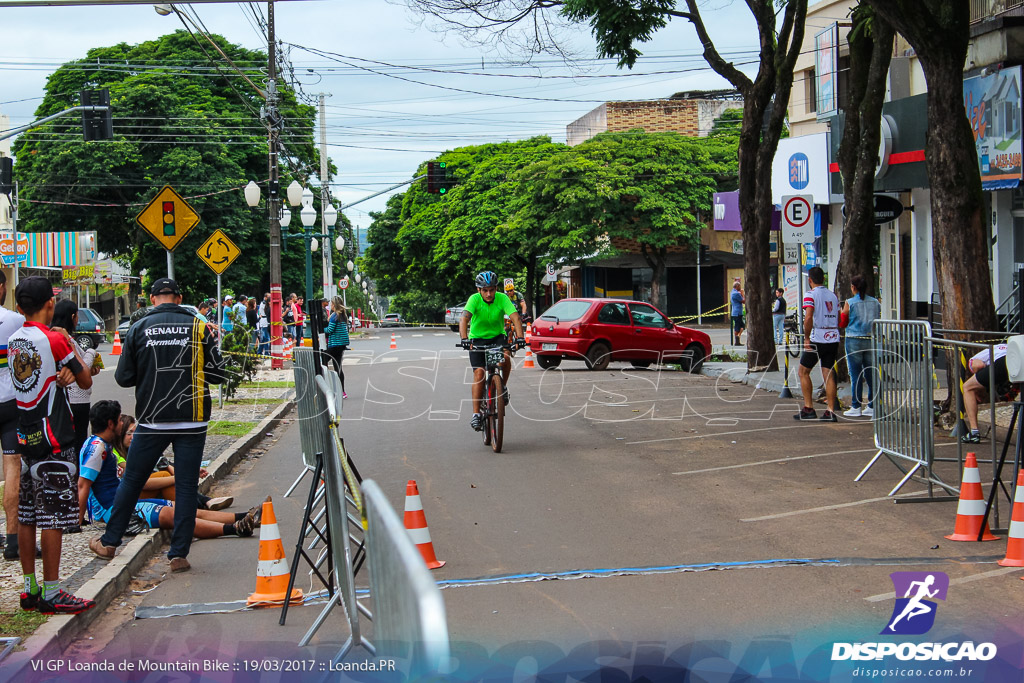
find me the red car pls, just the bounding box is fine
[529,298,712,372]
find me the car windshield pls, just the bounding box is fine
[539,300,591,322]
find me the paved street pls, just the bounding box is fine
[39,330,1022,680]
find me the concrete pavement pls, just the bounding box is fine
[7,332,1023,681]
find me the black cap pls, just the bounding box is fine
[14,276,53,310]
[150,278,180,296]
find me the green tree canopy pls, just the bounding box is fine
[12,31,326,302]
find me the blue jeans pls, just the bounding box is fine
[101,426,207,559]
[845,337,875,409]
[773,314,785,345]
[258,327,270,356]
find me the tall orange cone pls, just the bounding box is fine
[390,333,397,350]
[247,499,304,607]
[110,332,122,356]
[282,337,295,359]
[403,480,445,569]
[523,329,535,369]
[998,470,1024,567]
[945,452,1000,542]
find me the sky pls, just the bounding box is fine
[0,0,765,234]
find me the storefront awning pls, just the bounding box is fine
[982,178,1020,191]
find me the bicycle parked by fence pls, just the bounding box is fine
[459,339,514,453]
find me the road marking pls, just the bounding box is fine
[864,566,1024,602]
[674,447,877,476]
[412,334,424,337]
[434,333,446,337]
[741,490,930,522]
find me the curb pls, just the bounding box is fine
[701,362,852,401]
[0,398,295,682]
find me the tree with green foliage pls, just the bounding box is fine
[512,130,718,310]
[405,0,808,371]
[12,31,324,303]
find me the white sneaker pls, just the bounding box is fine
[861,406,874,417]
[843,407,863,417]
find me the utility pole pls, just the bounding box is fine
[267,0,284,370]
[319,94,334,301]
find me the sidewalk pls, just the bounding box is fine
[700,352,853,403]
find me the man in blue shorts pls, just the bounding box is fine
[78,400,262,539]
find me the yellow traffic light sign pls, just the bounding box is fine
[135,185,201,252]
[197,229,241,275]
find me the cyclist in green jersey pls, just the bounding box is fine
[460,271,525,431]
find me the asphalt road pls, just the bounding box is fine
[53,329,1024,681]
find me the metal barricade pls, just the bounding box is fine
[856,319,956,498]
[363,479,451,678]
[286,348,332,496]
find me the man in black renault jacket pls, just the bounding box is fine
[89,278,225,573]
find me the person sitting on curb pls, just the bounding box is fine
[78,401,264,540]
[113,414,232,511]
[961,343,1015,444]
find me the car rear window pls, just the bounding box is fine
[538,300,592,322]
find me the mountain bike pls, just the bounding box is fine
[459,340,515,453]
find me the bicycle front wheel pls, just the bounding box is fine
[489,374,504,453]
[482,377,493,446]
[786,332,801,359]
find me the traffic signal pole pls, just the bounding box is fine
[267,0,284,369]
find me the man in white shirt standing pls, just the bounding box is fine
[794,267,840,422]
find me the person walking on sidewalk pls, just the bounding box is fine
[840,275,881,418]
[794,267,840,422]
[323,296,350,399]
[772,287,787,345]
[730,280,745,346]
[257,293,270,357]
[10,277,95,614]
[89,278,225,574]
[0,270,27,562]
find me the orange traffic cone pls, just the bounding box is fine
[998,470,1024,567]
[247,498,304,607]
[945,452,1000,542]
[403,480,445,569]
[283,337,295,359]
[523,333,535,369]
[390,333,397,350]
[110,332,122,356]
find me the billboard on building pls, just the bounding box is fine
[964,65,1023,188]
[815,23,839,118]
[713,191,741,231]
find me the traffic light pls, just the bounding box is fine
[0,158,12,196]
[426,161,450,194]
[81,89,113,141]
[697,244,709,265]
[162,201,175,236]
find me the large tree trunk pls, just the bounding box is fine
[640,244,667,310]
[867,2,997,338]
[835,8,894,302]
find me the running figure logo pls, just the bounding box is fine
[882,572,949,635]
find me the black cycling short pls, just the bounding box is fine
[800,341,840,371]
[468,335,507,370]
[0,399,18,456]
[975,356,1012,399]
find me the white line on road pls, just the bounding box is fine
[864,566,1024,602]
[412,334,424,337]
[740,490,930,522]
[674,447,877,476]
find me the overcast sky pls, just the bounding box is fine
[0,0,765,231]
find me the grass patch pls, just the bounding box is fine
[223,398,284,406]
[208,421,254,437]
[239,381,294,389]
[0,610,47,641]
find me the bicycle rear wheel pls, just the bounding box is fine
[489,375,504,453]
[786,332,801,359]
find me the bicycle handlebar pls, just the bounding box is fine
[457,340,517,351]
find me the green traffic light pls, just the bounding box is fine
[439,162,446,169]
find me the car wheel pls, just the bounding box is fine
[585,342,611,371]
[682,343,707,373]
[76,334,95,350]
[536,355,561,369]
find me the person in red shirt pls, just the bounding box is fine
[10,277,94,614]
